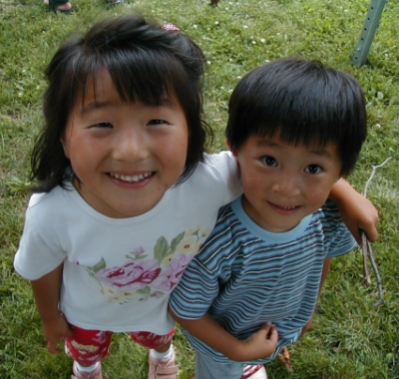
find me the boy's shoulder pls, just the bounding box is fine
[313,199,344,226]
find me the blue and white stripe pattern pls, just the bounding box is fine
[170,197,357,364]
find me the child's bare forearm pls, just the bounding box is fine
[30,263,63,321]
[329,178,379,243]
[169,306,277,361]
[169,306,245,360]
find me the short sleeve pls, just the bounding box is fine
[321,201,358,258]
[14,197,67,280]
[169,253,222,320]
[203,152,241,205]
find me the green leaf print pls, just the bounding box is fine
[136,286,151,295]
[154,236,170,263]
[170,232,185,252]
[87,257,107,273]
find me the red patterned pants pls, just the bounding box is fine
[65,325,175,366]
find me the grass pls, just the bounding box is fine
[1,0,398,378]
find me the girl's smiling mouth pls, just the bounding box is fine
[108,172,154,183]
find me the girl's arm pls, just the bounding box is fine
[169,306,278,361]
[330,179,379,244]
[30,263,72,354]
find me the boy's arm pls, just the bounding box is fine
[300,258,332,337]
[329,179,379,244]
[30,263,72,354]
[169,306,278,361]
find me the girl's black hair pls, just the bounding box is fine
[226,58,367,176]
[31,15,210,192]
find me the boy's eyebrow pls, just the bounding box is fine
[256,139,335,158]
[308,148,334,159]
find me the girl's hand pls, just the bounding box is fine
[41,312,73,354]
[330,179,379,244]
[337,194,379,244]
[240,323,278,361]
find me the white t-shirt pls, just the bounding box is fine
[14,152,240,335]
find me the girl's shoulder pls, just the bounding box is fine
[184,151,241,203]
[26,184,75,219]
[194,151,237,181]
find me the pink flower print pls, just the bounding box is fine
[96,259,161,291]
[132,246,145,255]
[152,254,192,291]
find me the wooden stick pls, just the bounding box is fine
[360,156,392,306]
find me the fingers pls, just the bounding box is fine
[363,225,379,243]
[259,322,278,341]
[47,339,62,354]
[266,325,278,343]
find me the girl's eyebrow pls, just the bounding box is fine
[79,96,175,114]
[80,100,111,114]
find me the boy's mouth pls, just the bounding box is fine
[108,172,153,183]
[278,205,299,210]
[268,202,300,213]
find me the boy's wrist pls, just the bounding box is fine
[221,340,247,361]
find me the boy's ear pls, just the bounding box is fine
[226,139,237,157]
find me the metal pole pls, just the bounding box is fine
[352,0,387,66]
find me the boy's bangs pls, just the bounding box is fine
[254,80,359,148]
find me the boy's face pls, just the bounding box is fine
[230,133,342,233]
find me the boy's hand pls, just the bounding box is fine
[41,312,73,354]
[240,323,278,361]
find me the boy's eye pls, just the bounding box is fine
[260,156,277,167]
[305,164,323,174]
[148,119,167,126]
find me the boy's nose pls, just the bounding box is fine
[271,176,300,196]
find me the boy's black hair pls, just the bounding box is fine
[226,58,367,176]
[31,15,210,192]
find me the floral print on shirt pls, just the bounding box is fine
[83,227,210,303]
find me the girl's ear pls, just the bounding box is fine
[61,136,70,159]
[226,139,237,157]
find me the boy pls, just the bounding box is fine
[169,57,367,379]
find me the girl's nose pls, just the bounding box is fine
[112,130,149,162]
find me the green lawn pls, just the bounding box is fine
[1,0,398,378]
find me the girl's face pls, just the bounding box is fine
[62,69,189,218]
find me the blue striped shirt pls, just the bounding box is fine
[169,196,357,364]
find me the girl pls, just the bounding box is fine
[14,15,378,379]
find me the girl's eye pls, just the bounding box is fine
[148,119,167,126]
[93,122,113,128]
[260,156,278,167]
[305,165,323,174]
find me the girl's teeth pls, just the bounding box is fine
[111,173,151,182]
